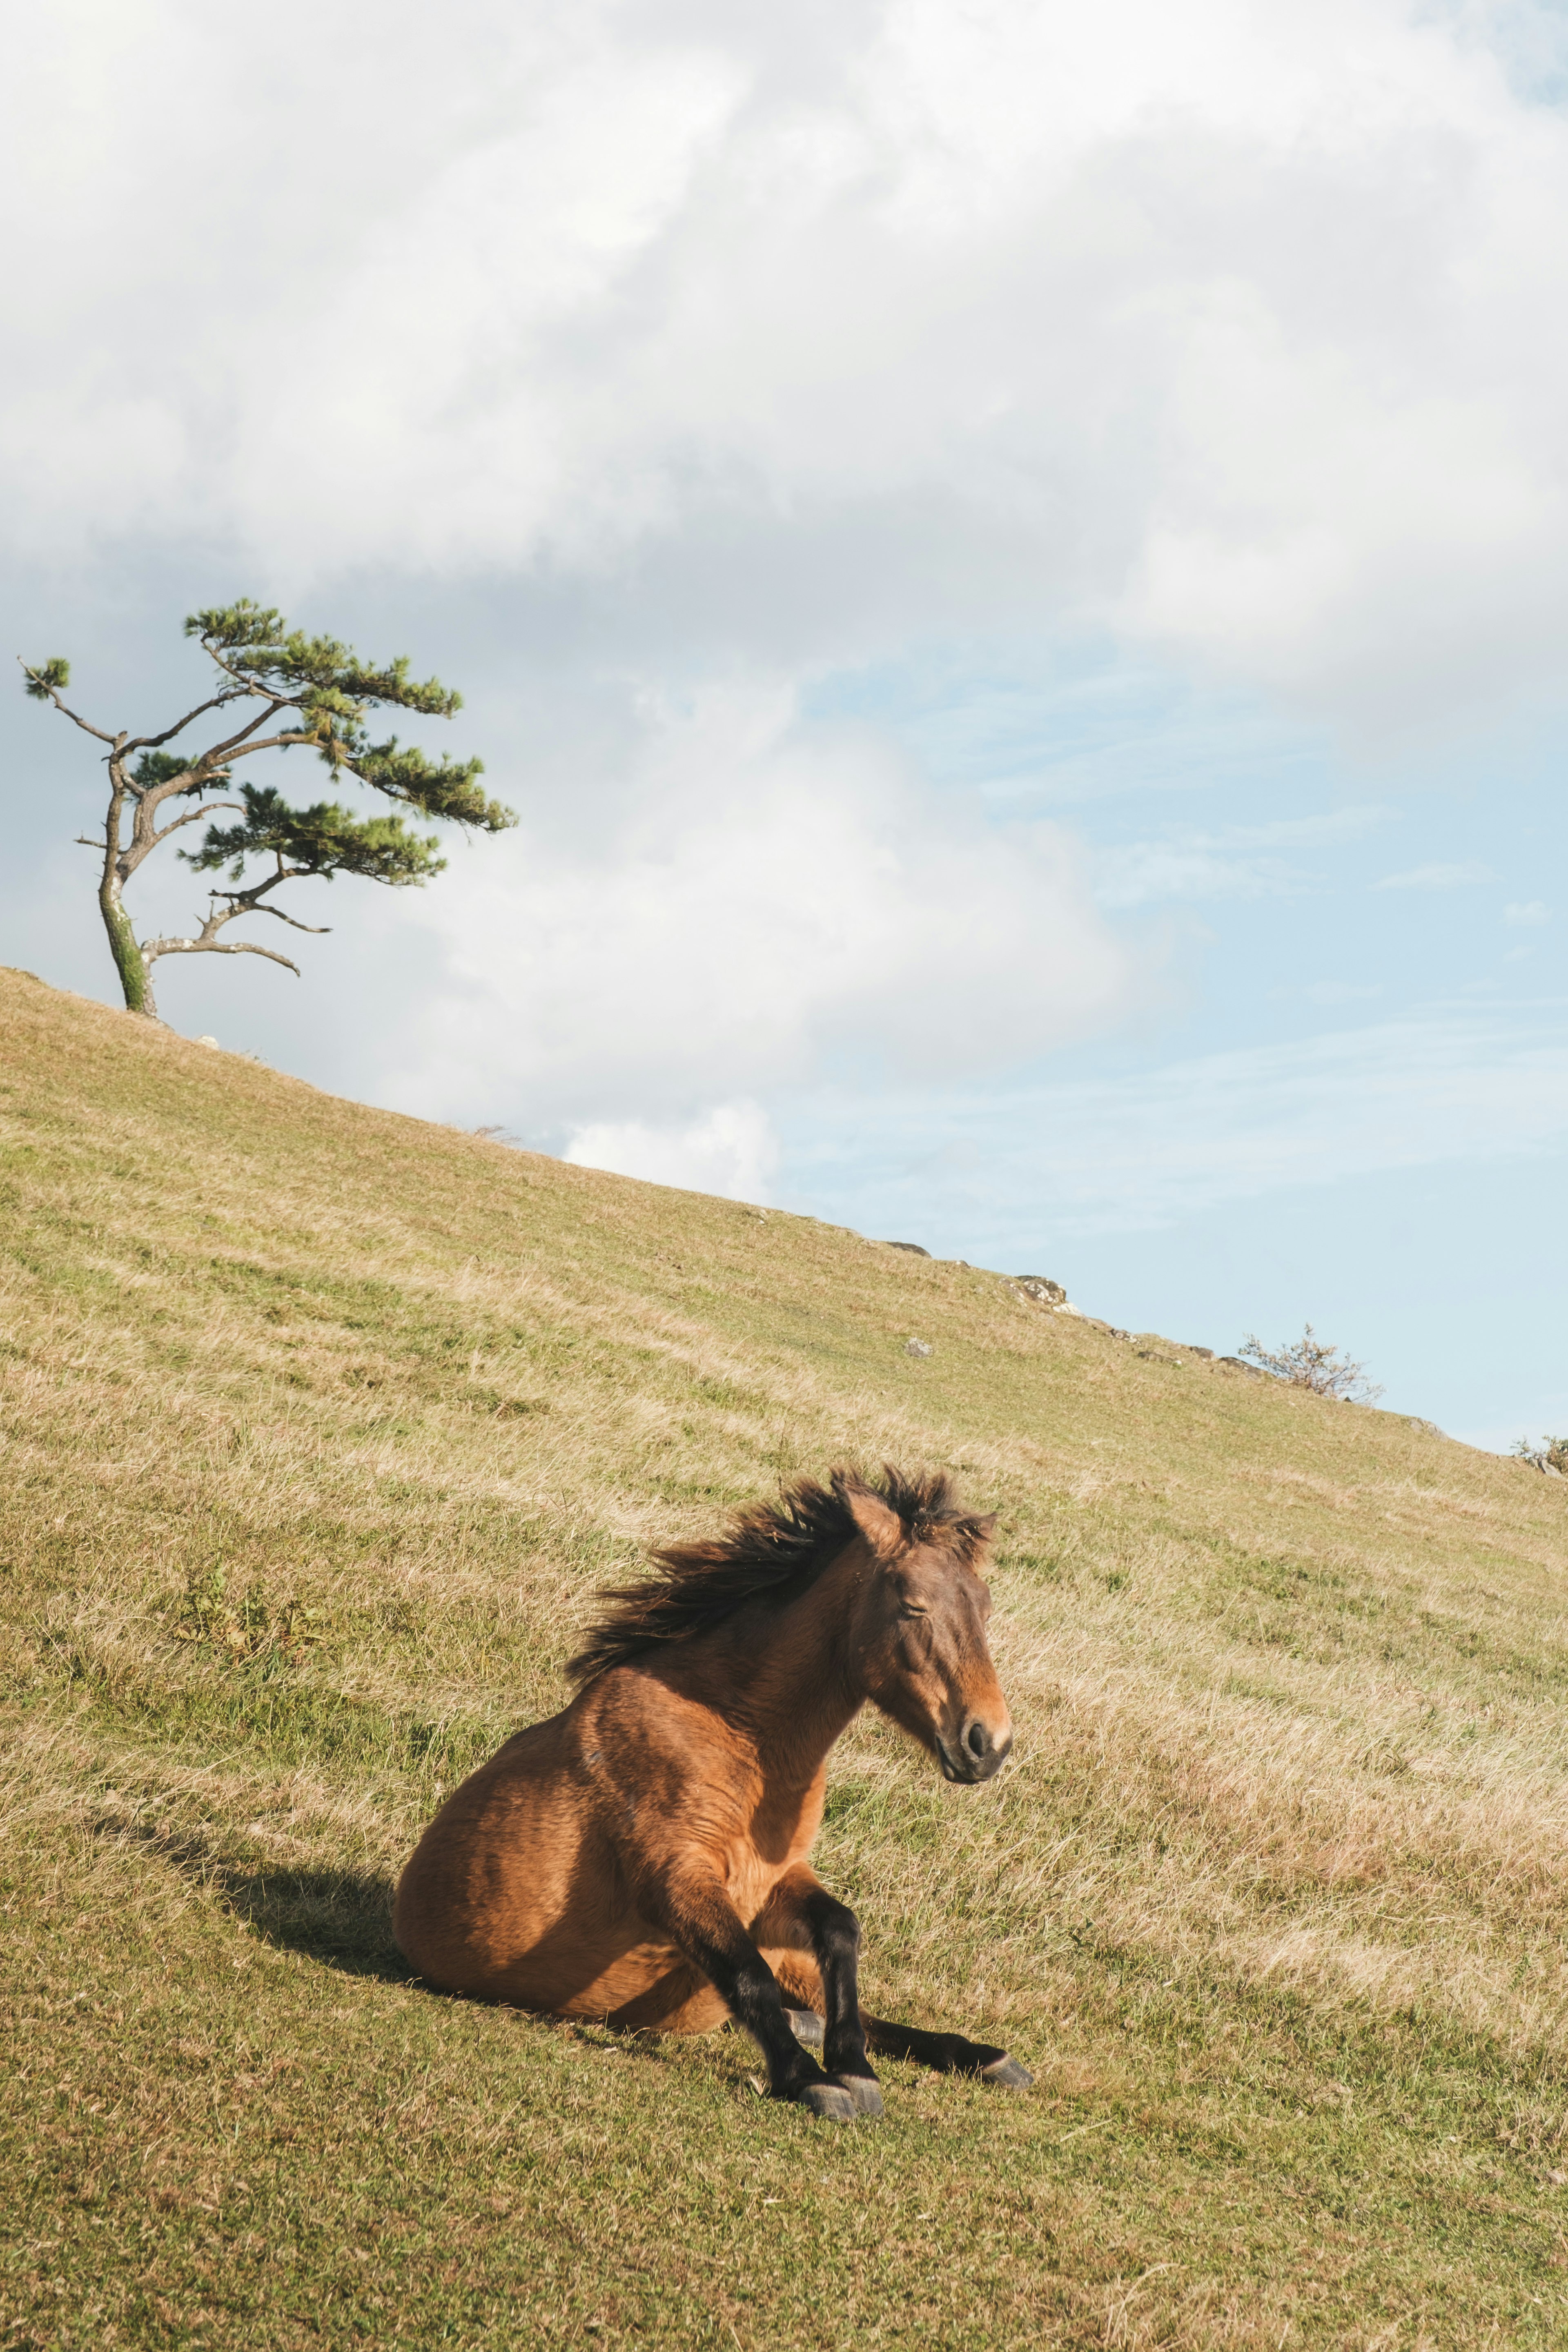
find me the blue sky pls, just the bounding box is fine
[800,648,1568,1439]
[796,647,1567,1444]
[2,0,1566,1449]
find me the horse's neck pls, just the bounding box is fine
[712,1547,866,1789]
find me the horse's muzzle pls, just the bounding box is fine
[938,1716,1013,1784]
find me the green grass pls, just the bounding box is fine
[4,967,1568,2348]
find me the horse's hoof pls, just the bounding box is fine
[796,2082,857,2123]
[786,2007,825,2050]
[980,2054,1033,2090]
[831,2074,884,2118]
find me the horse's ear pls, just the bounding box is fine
[845,1488,906,1561]
[966,1513,998,1550]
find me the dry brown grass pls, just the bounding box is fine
[5,967,1568,2346]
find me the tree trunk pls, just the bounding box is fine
[99,873,157,1018]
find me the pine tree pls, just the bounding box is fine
[21,600,514,1020]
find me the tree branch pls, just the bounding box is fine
[200,698,298,763]
[207,855,302,911]
[139,857,318,968]
[16,659,119,745]
[135,731,320,815]
[141,936,301,977]
[201,644,272,693]
[123,685,259,754]
[127,736,302,836]
[150,800,243,848]
[218,899,330,935]
[212,726,318,762]
[123,714,312,837]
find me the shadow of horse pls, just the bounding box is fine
[219,1858,411,1980]
[99,1813,686,2063]
[98,1812,412,1982]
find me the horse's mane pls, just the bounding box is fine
[566,1463,990,1688]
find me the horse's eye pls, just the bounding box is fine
[900,1602,929,1619]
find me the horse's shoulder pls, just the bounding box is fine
[567,1662,760,1804]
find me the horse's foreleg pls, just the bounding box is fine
[861,2011,1032,2089]
[759,1967,1031,2090]
[751,1869,882,2116]
[643,1869,860,2123]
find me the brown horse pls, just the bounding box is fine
[394,1466,1030,2121]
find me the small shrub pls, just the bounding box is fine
[1511,1435,1568,1475]
[1238,1323,1384,1403]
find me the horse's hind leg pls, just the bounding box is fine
[607,1963,729,2036]
[757,1949,827,2052]
[862,2011,1031,2089]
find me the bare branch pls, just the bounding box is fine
[131,764,219,819]
[200,698,299,763]
[207,857,303,911]
[75,835,108,850]
[141,936,302,978]
[127,730,310,831]
[223,900,330,935]
[212,726,318,762]
[150,801,243,848]
[136,862,314,966]
[122,711,310,833]
[139,728,318,797]
[1238,1325,1383,1403]
[16,657,119,745]
[123,686,258,755]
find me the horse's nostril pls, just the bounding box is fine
[966,1720,988,1758]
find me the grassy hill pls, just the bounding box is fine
[3,966,1567,2350]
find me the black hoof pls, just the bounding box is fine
[980,2054,1032,2090]
[831,2074,884,2118]
[796,2082,857,2123]
[786,2007,825,2050]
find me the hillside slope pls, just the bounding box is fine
[3,967,1567,2350]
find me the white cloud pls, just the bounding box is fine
[5,0,1566,1278]
[1371,861,1496,890]
[5,2,1568,728]
[564,1100,778,1201]
[376,682,1139,1134]
[1504,899,1551,924]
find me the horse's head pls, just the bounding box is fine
[845,1485,1012,1784]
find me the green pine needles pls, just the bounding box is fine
[20,599,514,1021]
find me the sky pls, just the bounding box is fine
[1,0,1566,1448]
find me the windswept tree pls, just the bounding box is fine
[21,600,514,1020]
